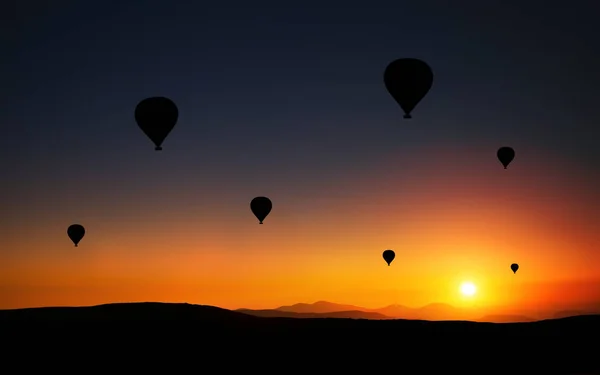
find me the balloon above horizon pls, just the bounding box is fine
[134,97,179,151]
[67,224,85,247]
[382,249,395,266]
[250,197,272,224]
[497,147,515,169]
[384,58,434,119]
[511,263,519,274]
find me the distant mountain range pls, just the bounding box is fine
[1,300,596,323]
[236,308,390,319]
[236,300,600,322]
[236,300,520,321]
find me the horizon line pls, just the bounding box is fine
[4,299,600,314]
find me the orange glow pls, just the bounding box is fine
[1,142,599,319]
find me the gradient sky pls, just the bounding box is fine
[2,0,599,314]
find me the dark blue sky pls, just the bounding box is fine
[2,0,599,234]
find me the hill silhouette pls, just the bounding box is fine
[2,302,599,373]
[375,302,467,320]
[278,301,465,317]
[257,300,541,321]
[272,301,465,319]
[237,308,390,319]
[0,302,257,322]
[275,300,363,313]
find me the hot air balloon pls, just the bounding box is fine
[511,263,519,274]
[134,97,179,150]
[384,58,434,119]
[67,224,85,247]
[382,249,395,266]
[497,147,515,169]
[250,197,272,224]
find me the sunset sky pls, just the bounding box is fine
[2,1,599,315]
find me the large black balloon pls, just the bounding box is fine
[250,197,272,224]
[134,97,179,151]
[511,263,519,274]
[382,249,395,266]
[67,224,85,247]
[384,58,434,119]
[497,147,515,169]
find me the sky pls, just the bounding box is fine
[1,0,599,315]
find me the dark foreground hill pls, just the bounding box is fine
[1,302,599,374]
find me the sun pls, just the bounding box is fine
[459,282,477,297]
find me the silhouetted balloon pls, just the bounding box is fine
[67,224,85,247]
[134,97,179,151]
[382,249,395,266]
[497,147,515,169]
[511,263,519,274]
[384,58,434,119]
[250,197,272,224]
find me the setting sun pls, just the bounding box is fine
[459,282,477,297]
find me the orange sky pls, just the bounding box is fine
[1,143,599,314]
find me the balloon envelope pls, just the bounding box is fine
[250,197,272,224]
[382,249,395,266]
[67,224,85,247]
[497,147,515,169]
[134,97,179,150]
[511,263,519,274]
[384,58,434,119]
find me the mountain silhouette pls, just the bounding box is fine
[255,300,600,323]
[268,301,473,320]
[275,301,365,313]
[2,302,599,372]
[237,308,391,319]
[374,302,469,320]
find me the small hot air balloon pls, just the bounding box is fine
[384,58,434,119]
[134,97,179,151]
[382,249,395,266]
[250,197,272,224]
[67,224,85,247]
[511,263,519,274]
[497,147,515,169]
